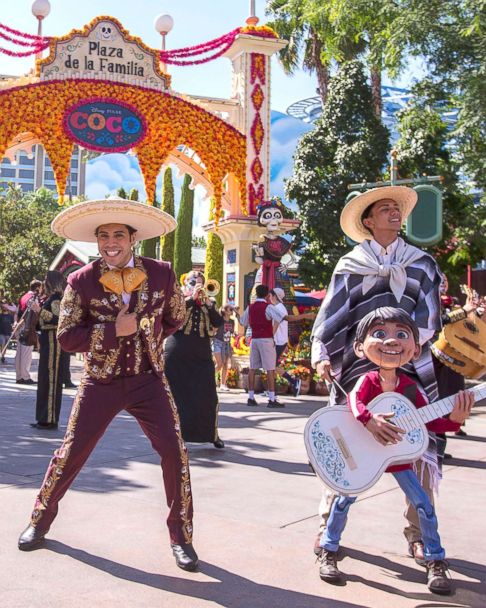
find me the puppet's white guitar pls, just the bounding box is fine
[304,382,486,496]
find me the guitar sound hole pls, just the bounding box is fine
[463,320,478,334]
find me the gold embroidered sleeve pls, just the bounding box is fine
[57,284,119,353]
[162,273,185,337]
[169,281,186,324]
[57,285,84,337]
[39,308,53,322]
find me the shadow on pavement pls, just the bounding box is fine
[444,457,486,469]
[449,434,486,444]
[187,439,314,476]
[45,540,362,608]
[343,547,485,607]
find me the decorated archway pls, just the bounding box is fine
[0,14,288,309]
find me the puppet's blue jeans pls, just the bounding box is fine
[320,469,445,561]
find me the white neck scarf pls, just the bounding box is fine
[334,238,426,302]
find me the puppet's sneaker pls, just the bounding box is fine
[426,560,452,595]
[318,549,344,584]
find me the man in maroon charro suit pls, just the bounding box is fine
[18,197,199,571]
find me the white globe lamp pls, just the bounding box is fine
[154,14,174,50]
[31,0,51,19]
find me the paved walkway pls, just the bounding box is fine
[0,349,485,607]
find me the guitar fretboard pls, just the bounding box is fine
[419,382,486,424]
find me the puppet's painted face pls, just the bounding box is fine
[259,207,283,232]
[355,320,420,370]
[182,273,204,297]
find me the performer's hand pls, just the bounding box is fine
[366,413,405,445]
[316,360,333,383]
[449,390,475,424]
[115,304,137,337]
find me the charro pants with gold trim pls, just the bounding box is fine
[30,372,193,545]
[35,329,62,425]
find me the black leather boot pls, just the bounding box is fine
[18,525,48,551]
[171,542,199,571]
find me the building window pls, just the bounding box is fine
[44,171,55,181]
[71,159,78,168]
[21,183,34,192]
[70,173,78,183]
[227,249,237,265]
[0,168,16,177]
[18,155,35,166]
[19,169,34,179]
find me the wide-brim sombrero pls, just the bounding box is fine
[340,186,418,243]
[51,198,177,242]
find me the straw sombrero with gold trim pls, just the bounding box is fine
[51,197,177,242]
[340,186,418,243]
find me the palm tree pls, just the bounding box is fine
[266,0,331,105]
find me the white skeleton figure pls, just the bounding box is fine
[253,206,283,264]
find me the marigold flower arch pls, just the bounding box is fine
[0,79,247,222]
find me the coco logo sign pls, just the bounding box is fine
[63,98,146,152]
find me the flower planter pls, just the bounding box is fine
[241,372,263,393]
[276,382,289,395]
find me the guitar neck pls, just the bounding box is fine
[419,382,486,424]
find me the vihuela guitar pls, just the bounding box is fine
[304,382,486,496]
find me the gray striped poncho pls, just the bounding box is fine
[312,239,442,405]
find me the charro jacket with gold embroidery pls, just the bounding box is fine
[57,256,185,384]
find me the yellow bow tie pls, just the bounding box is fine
[99,268,147,295]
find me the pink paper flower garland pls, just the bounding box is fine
[0,20,278,63]
[0,22,50,56]
[160,25,278,66]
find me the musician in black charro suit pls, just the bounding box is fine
[30,271,66,430]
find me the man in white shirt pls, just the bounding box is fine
[269,287,315,396]
[240,284,287,407]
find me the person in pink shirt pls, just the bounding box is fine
[317,307,474,595]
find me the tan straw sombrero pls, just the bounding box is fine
[51,197,177,242]
[340,186,417,243]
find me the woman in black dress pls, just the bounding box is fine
[164,270,224,448]
[31,271,66,430]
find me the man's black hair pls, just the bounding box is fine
[255,284,269,299]
[95,224,137,237]
[354,307,420,345]
[360,202,376,223]
[30,280,42,291]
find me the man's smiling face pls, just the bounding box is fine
[362,199,402,235]
[96,223,136,268]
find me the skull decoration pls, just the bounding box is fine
[257,197,284,232]
[97,23,117,41]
